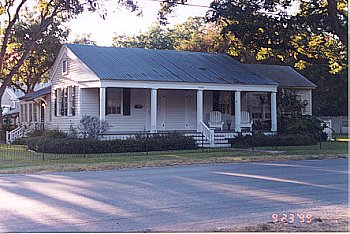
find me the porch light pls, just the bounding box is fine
[41,102,46,107]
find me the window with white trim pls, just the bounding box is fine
[24,104,28,122]
[55,86,76,117]
[28,103,33,122]
[62,60,68,74]
[106,88,131,116]
[33,104,37,122]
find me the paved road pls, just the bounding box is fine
[0,159,348,232]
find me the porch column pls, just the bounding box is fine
[196,89,203,132]
[235,91,241,132]
[271,91,277,132]
[99,87,106,122]
[150,88,158,133]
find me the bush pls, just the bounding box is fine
[27,129,68,138]
[278,115,323,140]
[229,133,317,148]
[27,133,197,154]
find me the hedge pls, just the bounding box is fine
[229,133,318,148]
[27,133,197,154]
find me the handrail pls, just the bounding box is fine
[200,121,215,147]
[6,126,25,144]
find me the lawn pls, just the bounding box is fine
[0,142,347,174]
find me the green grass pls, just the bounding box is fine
[0,142,347,174]
[255,141,348,155]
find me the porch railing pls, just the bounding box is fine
[200,121,215,147]
[6,126,25,144]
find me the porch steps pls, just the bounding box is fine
[185,132,233,148]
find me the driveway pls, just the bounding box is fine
[0,159,348,232]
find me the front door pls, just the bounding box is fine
[40,101,45,127]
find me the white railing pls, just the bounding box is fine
[200,121,215,147]
[6,126,25,144]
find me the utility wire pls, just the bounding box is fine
[146,0,213,9]
[145,0,290,17]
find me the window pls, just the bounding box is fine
[62,60,68,74]
[67,86,76,116]
[33,104,37,122]
[106,88,122,115]
[20,104,24,123]
[55,86,76,117]
[213,91,231,114]
[24,104,28,122]
[56,88,62,116]
[28,103,33,122]
[106,88,131,116]
[62,88,68,116]
[54,89,57,116]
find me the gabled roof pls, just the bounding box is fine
[244,64,317,89]
[19,86,51,101]
[65,44,277,86]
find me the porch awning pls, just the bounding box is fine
[19,86,51,101]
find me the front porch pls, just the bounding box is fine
[94,86,278,134]
[93,84,278,147]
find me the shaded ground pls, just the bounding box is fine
[0,141,347,174]
[0,159,347,232]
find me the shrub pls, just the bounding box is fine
[78,115,109,139]
[229,133,317,148]
[27,129,68,138]
[27,133,197,154]
[278,115,323,140]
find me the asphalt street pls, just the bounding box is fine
[0,159,348,232]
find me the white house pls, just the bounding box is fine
[2,87,20,115]
[12,44,317,145]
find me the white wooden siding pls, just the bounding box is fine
[296,89,312,115]
[81,88,99,118]
[185,90,196,130]
[164,90,186,130]
[106,89,148,132]
[49,48,94,131]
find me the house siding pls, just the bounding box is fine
[49,51,86,131]
[106,89,148,132]
[296,89,312,115]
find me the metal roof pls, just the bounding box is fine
[65,44,277,86]
[244,64,317,88]
[19,86,51,101]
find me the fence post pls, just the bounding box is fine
[146,133,149,155]
[41,140,45,161]
[201,133,204,152]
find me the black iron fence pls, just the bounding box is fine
[0,131,348,163]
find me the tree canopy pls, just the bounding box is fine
[113,17,227,53]
[0,0,140,116]
[158,0,348,116]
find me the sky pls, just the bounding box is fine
[66,0,213,46]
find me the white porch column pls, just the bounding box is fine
[235,91,241,132]
[99,87,106,122]
[196,89,203,132]
[150,88,158,133]
[271,91,277,132]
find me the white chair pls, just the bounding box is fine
[241,111,253,131]
[322,119,332,141]
[208,111,224,131]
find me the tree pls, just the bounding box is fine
[8,15,69,94]
[112,17,227,53]
[113,22,176,50]
[0,0,140,120]
[71,33,97,45]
